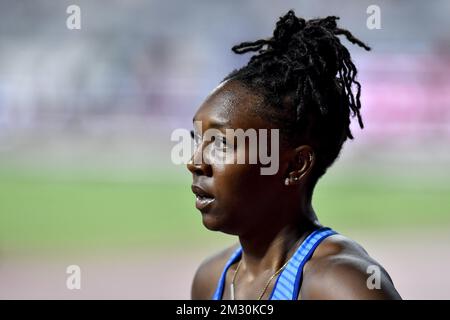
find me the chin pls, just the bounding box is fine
[200,212,223,231]
[201,212,239,235]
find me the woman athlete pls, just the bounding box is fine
[187,10,401,300]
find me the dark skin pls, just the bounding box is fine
[187,79,402,300]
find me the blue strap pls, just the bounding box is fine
[212,246,242,300]
[270,227,337,300]
[212,227,337,300]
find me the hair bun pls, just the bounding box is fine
[272,10,305,49]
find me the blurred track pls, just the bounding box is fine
[1,229,449,299]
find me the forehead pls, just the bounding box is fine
[193,80,270,130]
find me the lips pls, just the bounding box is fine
[191,185,215,211]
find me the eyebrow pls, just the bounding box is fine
[192,117,228,129]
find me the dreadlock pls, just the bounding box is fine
[223,10,370,185]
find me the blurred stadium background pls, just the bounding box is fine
[0,0,449,299]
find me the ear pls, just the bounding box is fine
[284,145,315,186]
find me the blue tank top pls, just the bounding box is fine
[212,227,337,300]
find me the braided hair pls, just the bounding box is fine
[223,10,370,187]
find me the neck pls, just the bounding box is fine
[237,194,321,277]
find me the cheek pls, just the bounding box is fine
[212,163,273,206]
[210,144,289,211]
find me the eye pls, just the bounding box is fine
[191,130,201,149]
[213,135,228,150]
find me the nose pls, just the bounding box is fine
[186,144,212,177]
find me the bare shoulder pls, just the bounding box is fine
[191,243,240,300]
[300,234,402,300]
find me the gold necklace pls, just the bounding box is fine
[230,258,290,300]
